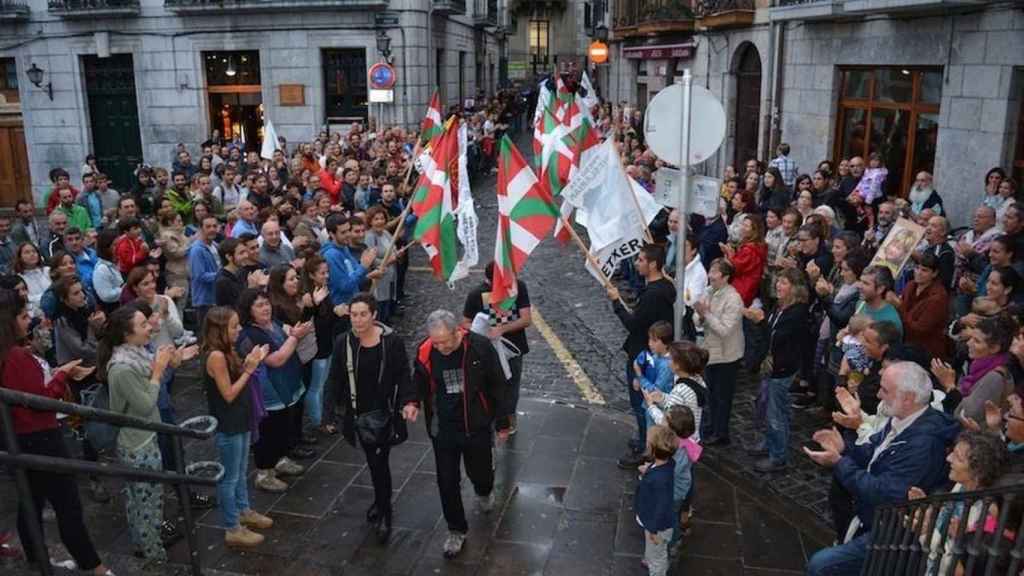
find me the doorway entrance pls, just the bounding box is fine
[0,58,30,206]
[204,51,263,152]
[733,43,762,169]
[83,54,143,192]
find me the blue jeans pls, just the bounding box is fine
[216,431,251,529]
[627,362,646,448]
[805,532,869,576]
[305,356,331,429]
[762,374,794,463]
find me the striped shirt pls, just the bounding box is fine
[647,376,707,443]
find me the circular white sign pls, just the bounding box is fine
[643,83,726,167]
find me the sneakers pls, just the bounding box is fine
[274,457,305,477]
[753,457,788,473]
[88,478,111,503]
[477,492,496,514]
[442,531,466,559]
[239,509,274,530]
[225,526,265,548]
[506,414,518,436]
[255,469,289,493]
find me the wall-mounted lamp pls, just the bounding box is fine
[26,63,53,101]
[594,23,609,42]
[376,29,392,63]
[225,56,237,77]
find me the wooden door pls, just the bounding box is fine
[0,123,30,206]
[734,43,762,168]
[83,54,143,192]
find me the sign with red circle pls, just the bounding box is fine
[589,41,609,64]
[368,62,397,90]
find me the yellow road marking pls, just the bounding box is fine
[407,265,606,405]
[531,308,606,405]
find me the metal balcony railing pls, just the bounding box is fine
[48,0,140,16]
[696,0,753,15]
[0,387,224,576]
[862,481,1024,576]
[433,0,467,14]
[164,0,388,12]
[0,0,30,20]
[473,0,497,26]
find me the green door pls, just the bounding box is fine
[83,54,143,192]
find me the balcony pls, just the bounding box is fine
[507,0,567,15]
[843,0,987,16]
[0,0,29,21]
[48,0,139,18]
[614,0,695,38]
[433,0,466,14]
[164,0,387,13]
[695,0,754,29]
[769,0,846,21]
[473,0,497,26]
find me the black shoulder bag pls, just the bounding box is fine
[346,334,407,448]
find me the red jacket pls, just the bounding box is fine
[900,280,951,361]
[114,234,148,274]
[730,242,768,306]
[45,185,79,215]
[1,347,69,435]
[319,169,342,205]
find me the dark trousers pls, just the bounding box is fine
[705,360,740,441]
[507,355,524,415]
[626,361,647,447]
[15,428,102,571]
[432,428,494,534]
[362,443,393,516]
[253,405,297,470]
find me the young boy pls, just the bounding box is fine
[635,425,677,576]
[665,405,701,558]
[635,321,675,431]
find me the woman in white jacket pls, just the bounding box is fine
[693,258,744,446]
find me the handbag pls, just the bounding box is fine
[346,335,407,447]
[81,382,118,455]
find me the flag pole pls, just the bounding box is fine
[625,178,655,245]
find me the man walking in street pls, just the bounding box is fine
[413,309,510,560]
[462,261,533,434]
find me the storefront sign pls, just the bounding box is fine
[279,84,304,106]
[623,43,694,60]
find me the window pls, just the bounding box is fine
[0,58,18,103]
[204,51,261,87]
[835,67,942,197]
[323,48,368,122]
[529,20,550,75]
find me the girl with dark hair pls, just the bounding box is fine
[0,289,114,575]
[267,264,320,445]
[93,228,125,312]
[236,288,314,493]
[302,254,343,436]
[202,306,272,548]
[98,305,175,562]
[757,167,789,214]
[14,242,49,317]
[39,249,82,320]
[982,167,1007,211]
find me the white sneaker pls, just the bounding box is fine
[275,457,305,477]
[255,469,288,493]
[442,531,465,559]
[477,492,495,513]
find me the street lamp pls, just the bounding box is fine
[595,23,609,42]
[26,63,53,101]
[376,30,392,63]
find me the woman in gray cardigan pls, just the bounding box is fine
[52,275,105,367]
[98,306,176,562]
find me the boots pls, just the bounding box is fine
[224,526,264,548]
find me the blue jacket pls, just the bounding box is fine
[76,191,103,230]
[634,459,675,532]
[672,445,693,503]
[321,241,367,306]
[231,219,259,238]
[834,407,959,533]
[74,248,98,298]
[634,351,673,395]
[188,240,220,307]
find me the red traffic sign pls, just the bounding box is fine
[368,62,397,90]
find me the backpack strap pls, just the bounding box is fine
[677,377,707,408]
[346,334,357,411]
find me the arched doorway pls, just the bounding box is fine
[733,43,762,170]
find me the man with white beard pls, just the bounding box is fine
[907,171,944,217]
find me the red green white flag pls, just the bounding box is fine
[420,90,444,146]
[491,135,559,311]
[411,120,460,280]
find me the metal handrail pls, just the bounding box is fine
[0,451,223,485]
[0,387,215,439]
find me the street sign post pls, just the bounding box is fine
[368,62,396,126]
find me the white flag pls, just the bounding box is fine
[261,119,279,160]
[579,71,599,114]
[449,121,479,284]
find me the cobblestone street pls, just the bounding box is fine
[2,150,832,575]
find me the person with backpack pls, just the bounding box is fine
[643,341,709,444]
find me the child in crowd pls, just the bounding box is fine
[665,405,701,558]
[839,314,873,389]
[635,425,677,576]
[854,152,888,205]
[644,341,709,443]
[635,321,675,430]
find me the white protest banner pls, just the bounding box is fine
[562,138,611,209]
[585,235,647,282]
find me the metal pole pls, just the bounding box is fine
[674,69,693,342]
[172,436,202,576]
[0,401,51,576]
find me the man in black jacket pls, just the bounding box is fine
[413,309,510,561]
[606,244,675,468]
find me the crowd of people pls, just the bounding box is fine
[1,81,1023,576]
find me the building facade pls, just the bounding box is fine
[503,0,605,84]
[0,0,504,207]
[607,0,1024,225]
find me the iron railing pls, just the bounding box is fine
[862,482,1024,576]
[614,0,694,29]
[695,0,754,16]
[0,387,223,576]
[48,0,139,12]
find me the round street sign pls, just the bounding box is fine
[643,83,726,167]
[368,62,397,90]
[589,41,609,64]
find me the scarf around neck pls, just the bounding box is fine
[108,344,154,377]
[960,352,1009,397]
